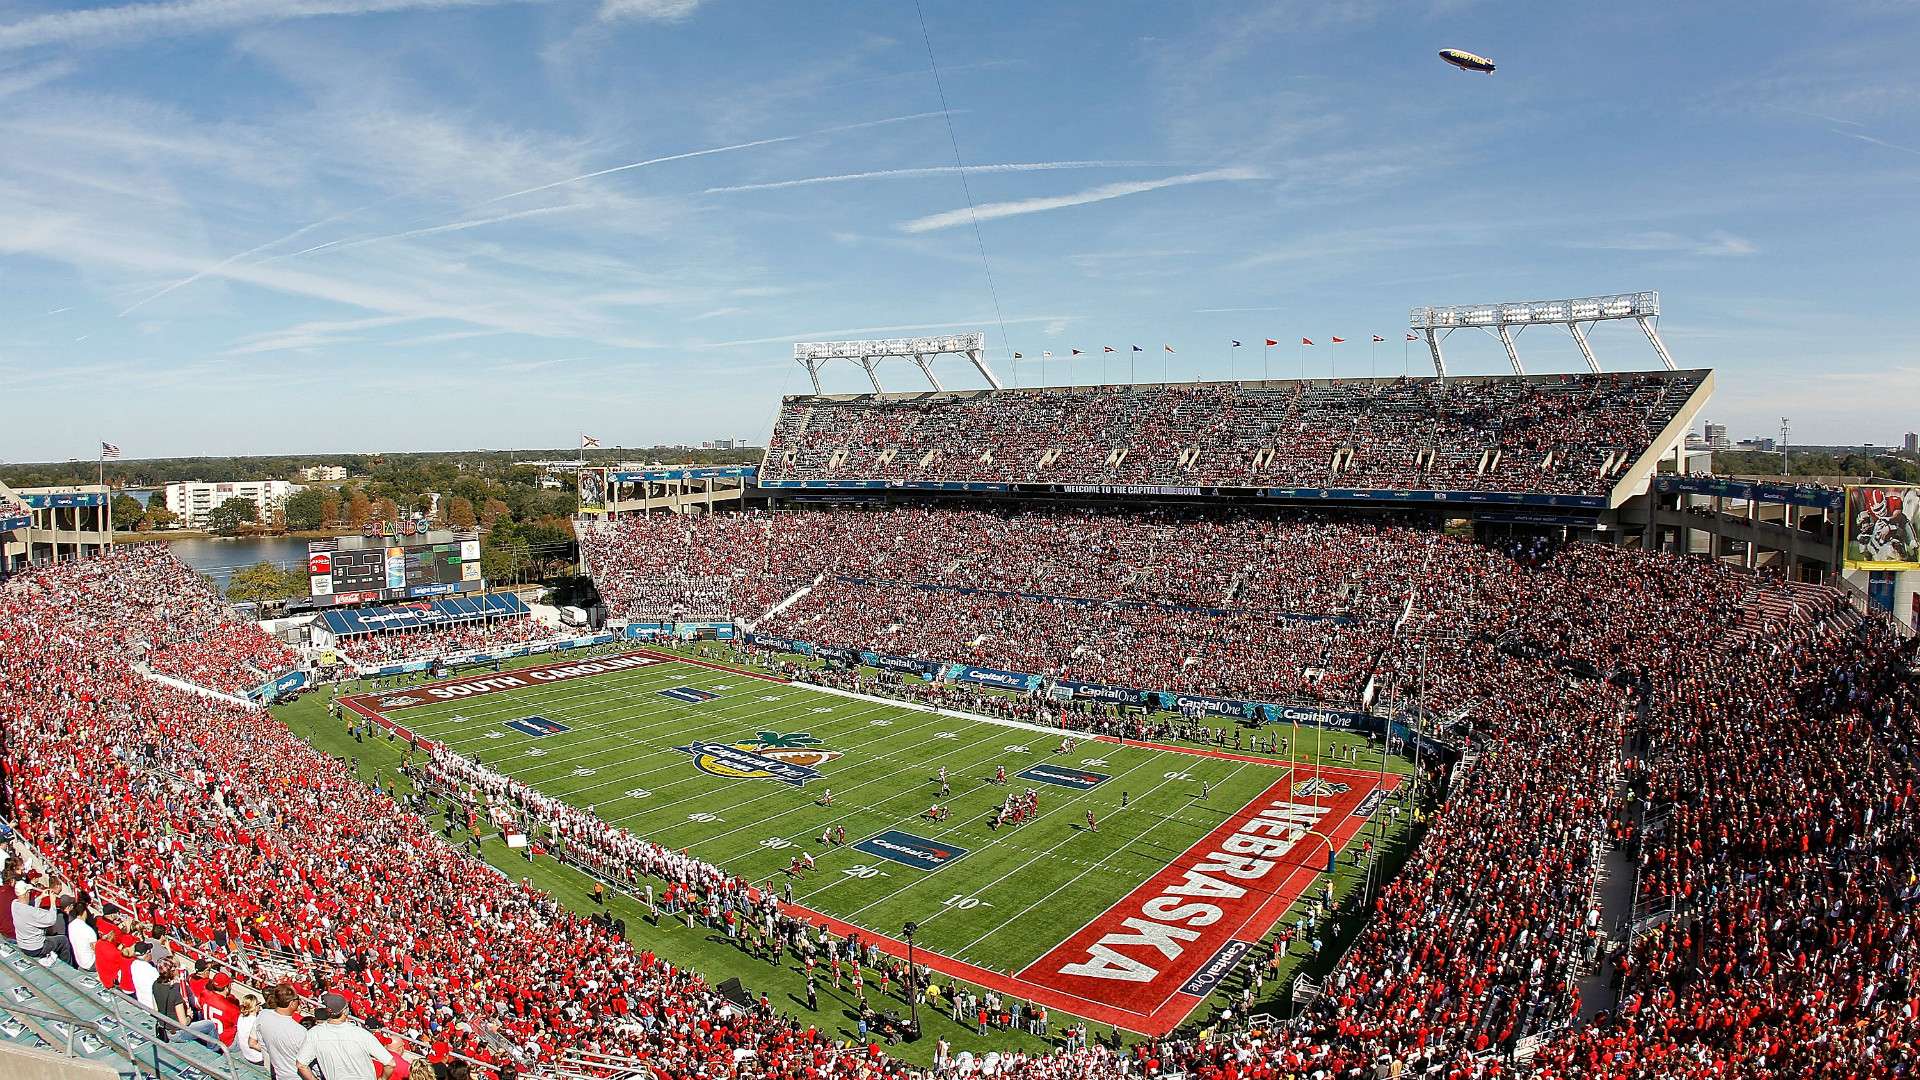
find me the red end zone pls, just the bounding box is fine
[1016,768,1397,1032]
[784,767,1396,1036]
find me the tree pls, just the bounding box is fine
[447,496,477,529]
[376,497,399,525]
[227,561,304,605]
[139,505,178,531]
[346,490,371,529]
[481,523,531,584]
[111,494,145,527]
[319,491,341,527]
[207,496,258,535]
[480,497,511,528]
[283,488,329,531]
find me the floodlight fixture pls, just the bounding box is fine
[792,331,998,394]
[1408,291,1673,378]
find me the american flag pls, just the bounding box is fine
[100,442,121,460]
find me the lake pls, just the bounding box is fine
[167,536,314,592]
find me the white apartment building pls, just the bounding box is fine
[299,465,348,481]
[164,479,301,528]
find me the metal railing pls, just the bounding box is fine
[0,986,256,1080]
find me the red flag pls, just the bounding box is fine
[1301,338,1314,346]
[1103,346,1115,353]
[1371,335,1384,342]
[1331,337,1345,344]
[1264,338,1278,347]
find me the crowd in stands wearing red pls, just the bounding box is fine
[4,516,1917,1078]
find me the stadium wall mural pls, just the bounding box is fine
[1844,485,1920,569]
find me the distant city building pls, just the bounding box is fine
[1906,432,1918,453]
[164,480,300,528]
[1736,437,1777,452]
[1703,421,1730,451]
[299,465,348,481]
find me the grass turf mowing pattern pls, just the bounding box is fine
[395,657,1316,976]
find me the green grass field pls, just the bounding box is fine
[285,643,1422,1056]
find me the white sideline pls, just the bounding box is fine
[803,682,1076,741]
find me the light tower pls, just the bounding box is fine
[792,332,998,394]
[1409,291,1674,378]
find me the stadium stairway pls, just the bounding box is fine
[0,938,261,1080]
[744,571,827,631]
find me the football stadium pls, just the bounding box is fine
[4,6,1920,1080]
[6,334,1919,1079]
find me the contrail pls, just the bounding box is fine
[484,135,803,204]
[486,110,954,204]
[118,198,399,315]
[705,160,1179,195]
[307,204,584,254]
[1842,130,1920,157]
[900,166,1265,234]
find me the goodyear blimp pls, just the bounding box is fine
[1439,49,1495,73]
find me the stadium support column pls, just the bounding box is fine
[963,346,1002,391]
[1636,316,1678,371]
[912,352,947,392]
[860,356,886,394]
[1423,329,1447,379]
[1496,325,1526,376]
[1568,323,1603,373]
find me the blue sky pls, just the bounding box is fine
[2,0,1918,459]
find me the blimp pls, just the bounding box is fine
[1439,49,1495,73]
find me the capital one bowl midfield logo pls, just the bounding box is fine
[673,731,843,787]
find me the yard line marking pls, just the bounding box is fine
[950,761,1270,955]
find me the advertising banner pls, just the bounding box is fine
[1259,703,1376,731]
[577,468,607,515]
[1845,485,1920,569]
[861,650,940,675]
[1154,691,1261,720]
[1053,678,1149,707]
[949,664,1042,692]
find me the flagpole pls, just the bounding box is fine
[1263,342,1270,382]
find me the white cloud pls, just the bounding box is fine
[0,58,75,96]
[0,0,548,54]
[899,167,1266,234]
[705,161,1183,195]
[598,0,704,20]
[1583,231,1759,257]
[700,314,1081,349]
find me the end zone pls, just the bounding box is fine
[1015,768,1400,1032]
[778,768,1398,1036]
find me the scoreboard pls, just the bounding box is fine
[308,530,483,605]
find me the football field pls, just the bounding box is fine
[342,648,1399,1034]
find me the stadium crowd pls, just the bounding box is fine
[1,543,298,695]
[763,372,1702,496]
[335,617,562,667]
[3,504,1917,1078]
